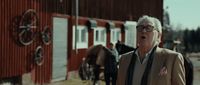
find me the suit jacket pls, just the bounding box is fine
[117,47,185,85]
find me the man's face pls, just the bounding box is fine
[136,20,159,49]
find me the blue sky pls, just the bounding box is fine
[164,0,200,29]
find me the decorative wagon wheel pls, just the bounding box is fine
[18,9,38,45]
[34,46,44,66]
[41,26,51,45]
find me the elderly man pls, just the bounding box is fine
[117,15,185,85]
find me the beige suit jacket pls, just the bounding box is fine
[117,47,185,85]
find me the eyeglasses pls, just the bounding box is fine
[136,25,155,32]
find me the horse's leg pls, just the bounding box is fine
[93,65,100,85]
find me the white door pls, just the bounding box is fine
[52,17,68,81]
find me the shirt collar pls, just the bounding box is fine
[135,47,154,64]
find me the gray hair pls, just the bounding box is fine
[137,15,162,44]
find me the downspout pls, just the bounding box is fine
[75,0,79,54]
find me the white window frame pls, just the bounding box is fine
[110,28,121,44]
[73,25,88,49]
[93,27,107,46]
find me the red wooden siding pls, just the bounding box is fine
[68,17,89,71]
[77,0,163,22]
[0,0,53,84]
[1,0,163,84]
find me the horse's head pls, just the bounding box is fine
[79,45,108,80]
[115,42,122,54]
[96,46,113,66]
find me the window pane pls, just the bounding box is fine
[104,30,106,41]
[116,31,120,41]
[81,29,86,42]
[112,31,115,42]
[101,30,105,42]
[96,30,99,41]
[76,29,79,42]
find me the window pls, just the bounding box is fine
[110,28,121,44]
[125,21,137,48]
[94,27,106,46]
[73,25,88,49]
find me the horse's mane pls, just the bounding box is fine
[115,42,135,55]
[86,45,103,57]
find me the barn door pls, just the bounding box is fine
[52,17,68,81]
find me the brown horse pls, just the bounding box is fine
[79,45,113,85]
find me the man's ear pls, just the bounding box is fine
[158,33,161,38]
[157,33,162,43]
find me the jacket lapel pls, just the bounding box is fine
[148,47,167,85]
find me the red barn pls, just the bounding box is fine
[0,0,163,84]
